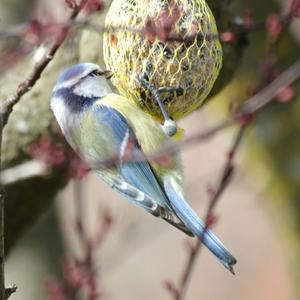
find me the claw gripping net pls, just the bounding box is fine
[103,0,222,121]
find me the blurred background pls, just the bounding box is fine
[1,0,300,299]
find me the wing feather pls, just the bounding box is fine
[94,105,169,207]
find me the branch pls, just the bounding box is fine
[163,125,244,300]
[0,3,298,300]
[5,285,17,300]
[241,59,300,114]
[0,0,89,128]
[46,180,113,300]
[0,160,50,186]
[172,126,245,300]
[87,57,300,170]
[179,59,300,150]
[167,3,300,296]
[0,1,89,300]
[0,10,290,45]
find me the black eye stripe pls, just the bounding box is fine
[88,69,113,79]
[89,70,100,77]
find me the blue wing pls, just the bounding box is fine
[94,105,236,272]
[94,105,170,209]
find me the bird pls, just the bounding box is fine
[51,63,237,273]
[103,0,223,123]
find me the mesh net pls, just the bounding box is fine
[103,0,222,121]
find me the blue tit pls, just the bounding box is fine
[51,63,237,273]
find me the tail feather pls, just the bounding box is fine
[164,179,237,272]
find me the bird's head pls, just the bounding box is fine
[51,63,113,114]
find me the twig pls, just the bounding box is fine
[0,11,289,44]
[0,160,50,186]
[169,3,300,296]
[73,179,98,300]
[173,126,245,300]
[5,285,17,300]
[0,1,89,299]
[0,0,89,127]
[0,2,298,299]
[179,59,300,150]
[241,59,300,114]
[87,57,300,170]
[47,178,112,300]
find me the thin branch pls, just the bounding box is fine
[169,3,300,296]
[0,0,89,127]
[0,11,289,44]
[173,126,245,300]
[0,2,89,300]
[73,179,97,300]
[0,3,298,300]
[70,179,112,300]
[241,59,300,114]
[181,59,300,149]
[5,285,17,300]
[87,57,300,170]
[0,160,50,186]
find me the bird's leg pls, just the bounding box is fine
[138,74,178,137]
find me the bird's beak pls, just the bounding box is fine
[100,70,113,80]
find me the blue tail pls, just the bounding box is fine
[164,180,237,273]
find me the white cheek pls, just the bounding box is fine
[51,97,69,130]
[73,77,112,98]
